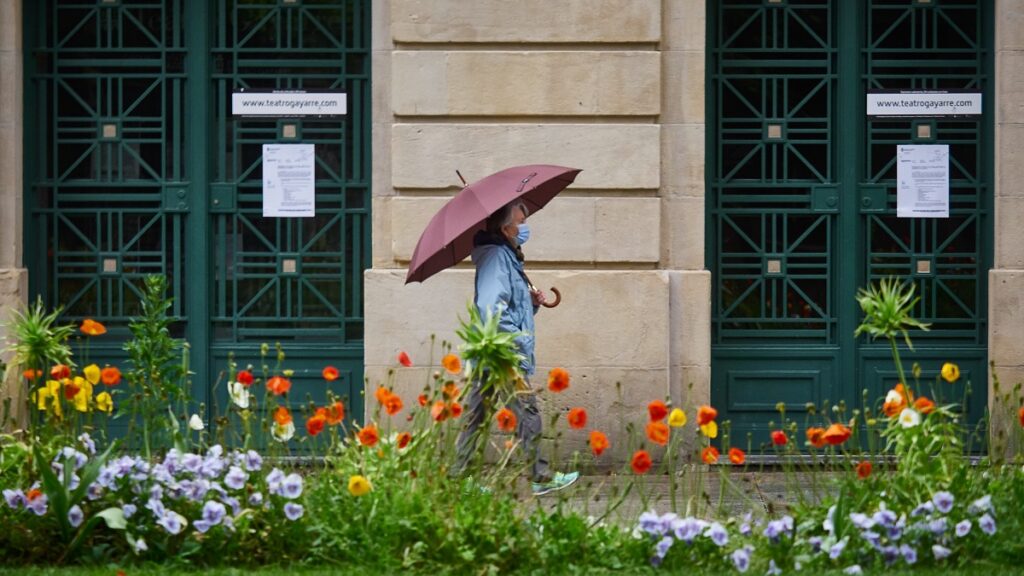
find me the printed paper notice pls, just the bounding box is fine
[897,144,949,218]
[263,144,315,217]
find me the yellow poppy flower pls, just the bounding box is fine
[95,391,113,414]
[700,420,718,439]
[941,362,960,383]
[348,475,372,496]
[83,364,101,385]
[33,381,62,417]
[668,408,687,428]
[73,378,93,412]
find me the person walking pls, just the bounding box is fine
[452,199,579,495]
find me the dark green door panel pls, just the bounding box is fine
[24,0,371,429]
[708,0,992,446]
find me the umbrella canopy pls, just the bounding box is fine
[405,164,582,284]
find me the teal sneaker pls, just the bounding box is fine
[531,471,579,496]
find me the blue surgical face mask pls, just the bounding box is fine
[516,223,531,245]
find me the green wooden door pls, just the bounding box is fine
[707,0,992,445]
[24,0,371,428]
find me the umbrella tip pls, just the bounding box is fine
[455,169,467,186]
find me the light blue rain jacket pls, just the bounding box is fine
[472,242,537,377]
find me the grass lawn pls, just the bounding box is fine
[4,566,1024,576]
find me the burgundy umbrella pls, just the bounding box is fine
[404,164,582,299]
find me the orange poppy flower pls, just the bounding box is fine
[267,376,291,396]
[913,396,935,415]
[322,366,340,381]
[80,319,107,336]
[448,401,463,418]
[50,364,71,380]
[100,366,121,386]
[645,421,670,446]
[648,400,669,422]
[547,367,570,392]
[26,488,42,502]
[697,405,718,426]
[806,427,827,448]
[728,447,746,465]
[384,393,404,416]
[771,430,788,446]
[823,423,852,445]
[442,382,460,400]
[358,423,379,447]
[273,406,292,426]
[397,351,413,367]
[397,432,412,449]
[496,407,517,432]
[375,386,391,405]
[325,401,345,425]
[418,394,428,407]
[631,450,652,474]
[856,460,872,479]
[63,379,81,400]
[1019,406,1024,428]
[567,407,588,429]
[236,370,254,386]
[441,354,462,375]
[590,430,610,457]
[306,413,327,436]
[430,400,449,422]
[701,446,720,464]
[23,369,42,380]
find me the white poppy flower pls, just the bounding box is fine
[898,408,921,428]
[188,414,205,431]
[229,381,249,409]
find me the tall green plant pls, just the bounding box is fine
[854,277,930,388]
[123,275,188,457]
[455,303,524,394]
[3,296,74,376]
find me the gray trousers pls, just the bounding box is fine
[453,379,552,483]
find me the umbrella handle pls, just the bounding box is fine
[541,287,561,308]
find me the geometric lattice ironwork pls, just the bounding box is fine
[711,0,836,344]
[864,0,989,342]
[210,0,370,344]
[27,0,188,330]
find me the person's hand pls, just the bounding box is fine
[531,289,547,308]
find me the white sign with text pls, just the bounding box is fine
[897,144,949,218]
[263,144,316,217]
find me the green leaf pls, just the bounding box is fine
[96,507,127,530]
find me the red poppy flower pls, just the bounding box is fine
[728,447,745,465]
[648,400,669,422]
[397,432,412,449]
[273,406,292,425]
[806,427,827,448]
[631,450,652,474]
[823,423,851,446]
[101,366,122,386]
[322,366,339,381]
[697,405,718,426]
[701,446,720,464]
[913,396,935,415]
[645,421,670,446]
[771,430,788,446]
[26,488,42,502]
[23,369,42,380]
[567,407,587,430]
[448,401,463,418]
[441,354,462,375]
[547,367,570,392]
[80,319,107,336]
[325,401,345,425]
[1019,406,1024,428]
[358,423,379,447]
[590,431,609,457]
[50,364,71,380]
[856,460,872,479]
[397,351,413,367]
[418,394,428,407]
[384,393,404,416]
[63,380,80,400]
[495,407,517,432]
[267,376,291,396]
[236,370,254,386]
[431,400,449,422]
[306,413,326,436]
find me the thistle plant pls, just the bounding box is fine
[854,277,930,390]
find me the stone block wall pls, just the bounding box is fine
[368,0,710,460]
